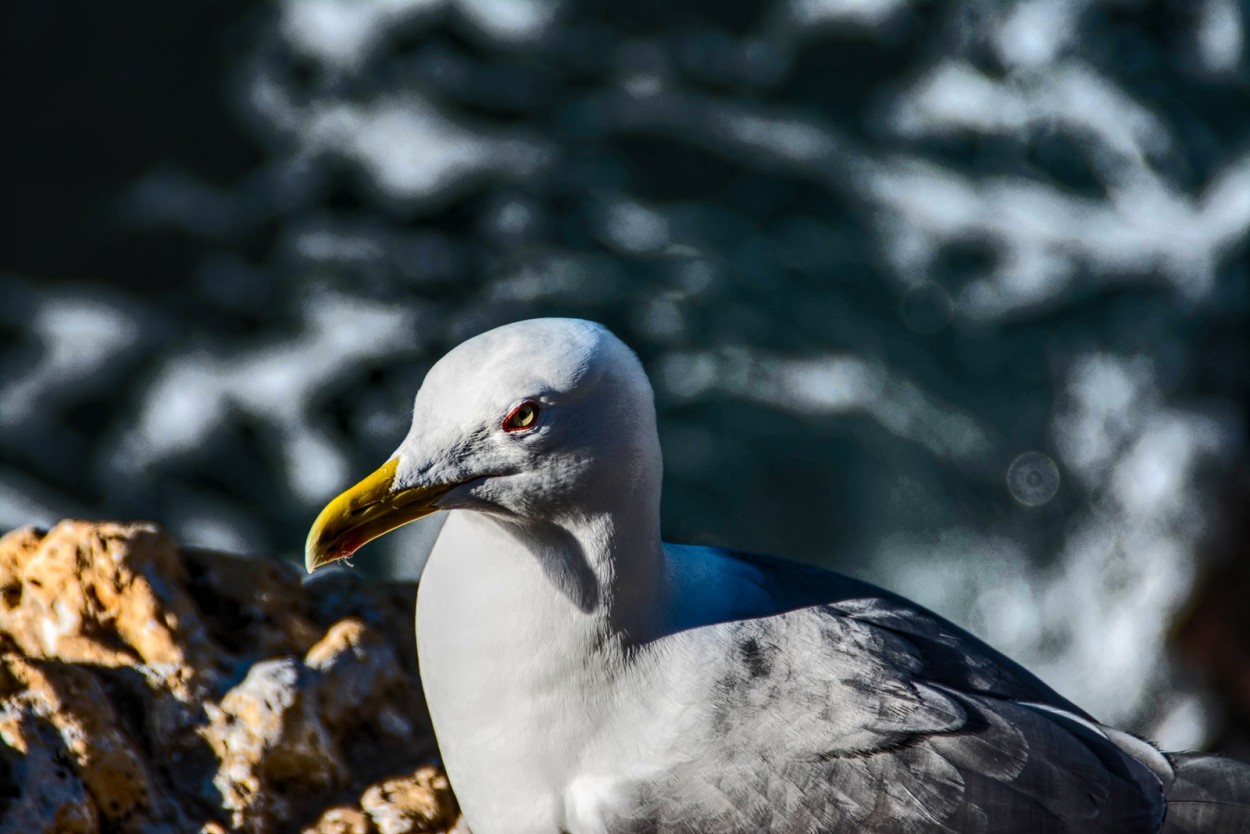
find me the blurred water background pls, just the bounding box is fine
[2,0,1249,758]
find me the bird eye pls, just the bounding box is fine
[503,401,540,432]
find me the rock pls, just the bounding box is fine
[360,769,457,834]
[0,521,458,834]
[202,657,343,830]
[0,709,98,834]
[1,655,176,831]
[302,806,372,834]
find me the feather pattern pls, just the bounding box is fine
[592,546,1170,833]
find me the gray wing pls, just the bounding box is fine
[673,546,1092,715]
[1160,753,1250,833]
[610,549,1167,834]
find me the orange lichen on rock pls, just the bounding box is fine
[0,520,456,834]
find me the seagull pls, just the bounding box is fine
[306,318,1250,834]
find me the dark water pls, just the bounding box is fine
[1,0,1248,750]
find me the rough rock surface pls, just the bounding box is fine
[0,520,458,834]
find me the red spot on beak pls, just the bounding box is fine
[336,532,364,561]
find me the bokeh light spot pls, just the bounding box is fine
[1007,451,1061,507]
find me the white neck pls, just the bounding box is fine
[420,478,667,656]
[499,505,666,641]
[414,493,667,834]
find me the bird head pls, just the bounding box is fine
[305,318,659,572]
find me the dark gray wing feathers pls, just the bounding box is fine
[1161,753,1250,833]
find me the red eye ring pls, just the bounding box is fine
[503,401,540,432]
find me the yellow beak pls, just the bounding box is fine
[304,458,452,573]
